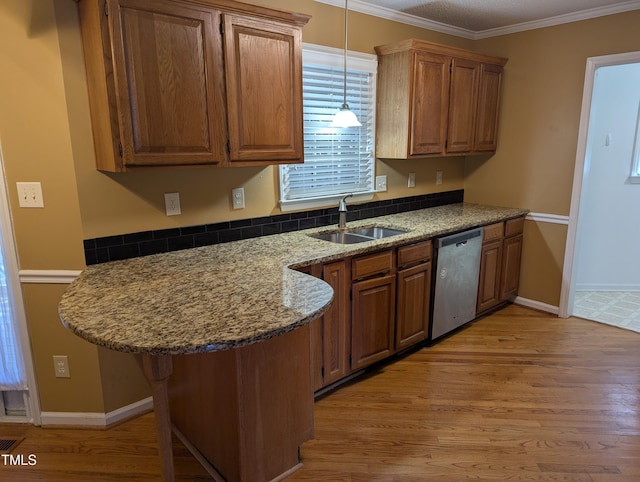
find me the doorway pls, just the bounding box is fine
[560,52,640,326]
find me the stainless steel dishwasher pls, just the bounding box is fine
[430,227,483,340]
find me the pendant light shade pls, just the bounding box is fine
[330,0,361,128]
[330,104,362,128]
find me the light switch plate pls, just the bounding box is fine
[375,175,387,192]
[16,182,44,208]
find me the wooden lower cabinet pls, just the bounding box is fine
[396,260,432,350]
[477,238,503,313]
[303,260,350,391]
[351,274,396,370]
[319,260,351,388]
[500,234,523,301]
[477,216,525,314]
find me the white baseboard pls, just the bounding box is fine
[575,284,640,292]
[513,296,559,315]
[40,396,153,427]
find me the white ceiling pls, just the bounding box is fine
[316,0,640,39]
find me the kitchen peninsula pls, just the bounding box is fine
[58,203,527,481]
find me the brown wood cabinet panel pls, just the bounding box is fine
[223,14,303,164]
[352,250,395,280]
[477,239,503,313]
[321,260,351,386]
[396,261,431,350]
[474,63,504,152]
[501,234,523,301]
[351,275,396,370]
[483,222,504,242]
[505,216,525,237]
[168,324,313,481]
[410,52,450,156]
[446,58,479,154]
[397,240,432,267]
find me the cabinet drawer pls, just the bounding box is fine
[505,216,525,237]
[352,250,394,280]
[397,240,432,267]
[483,222,504,242]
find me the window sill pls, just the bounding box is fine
[279,191,376,212]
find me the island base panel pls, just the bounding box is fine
[168,324,313,481]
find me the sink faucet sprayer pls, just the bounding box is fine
[338,193,353,229]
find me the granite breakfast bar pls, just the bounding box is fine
[58,202,528,481]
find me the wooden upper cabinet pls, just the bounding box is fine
[109,0,227,169]
[78,0,308,172]
[375,39,507,159]
[223,15,303,164]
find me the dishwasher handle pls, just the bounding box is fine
[437,228,482,248]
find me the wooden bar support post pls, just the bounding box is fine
[142,354,174,481]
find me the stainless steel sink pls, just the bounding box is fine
[310,226,408,244]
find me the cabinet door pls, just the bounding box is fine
[321,260,351,387]
[223,14,303,164]
[409,52,450,156]
[474,63,503,152]
[109,0,227,168]
[476,239,503,313]
[396,261,431,350]
[446,58,479,154]
[500,234,523,301]
[351,275,396,370]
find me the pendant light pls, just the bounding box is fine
[330,0,362,128]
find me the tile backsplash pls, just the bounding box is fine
[83,190,463,265]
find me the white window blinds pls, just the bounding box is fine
[279,44,377,210]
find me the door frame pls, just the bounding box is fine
[0,144,41,424]
[559,50,640,318]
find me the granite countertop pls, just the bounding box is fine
[58,203,528,355]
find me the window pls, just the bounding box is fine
[630,100,640,183]
[279,44,377,211]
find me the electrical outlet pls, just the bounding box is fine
[164,192,181,216]
[53,355,70,378]
[436,170,443,185]
[16,182,44,208]
[232,188,245,209]
[375,175,387,192]
[408,173,416,188]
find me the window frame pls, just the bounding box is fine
[278,43,378,212]
[629,100,640,183]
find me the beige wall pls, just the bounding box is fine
[2,0,640,414]
[465,11,640,305]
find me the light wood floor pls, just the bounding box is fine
[1,304,638,481]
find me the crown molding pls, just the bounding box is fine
[315,0,640,40]
[474,0,640,39]
[314,0,476,40]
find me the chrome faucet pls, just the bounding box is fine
[338,193,353,229]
